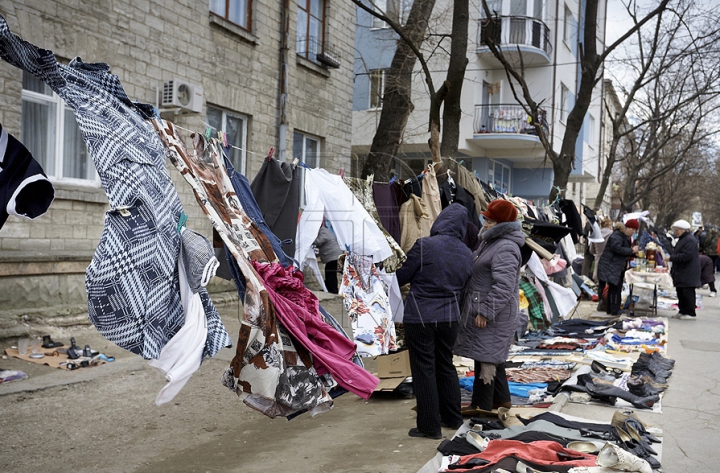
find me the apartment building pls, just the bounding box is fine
[353,0,606,206]
[0,0,355,315]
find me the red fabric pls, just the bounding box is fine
[481,200,518,223]
[253,261,379,399]
[452,440,597,471]
[625,219,640,229]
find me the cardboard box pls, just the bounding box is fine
[376,349,411,378]
[374,350,411,392]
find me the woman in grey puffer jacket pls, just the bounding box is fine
[454,200,525,412]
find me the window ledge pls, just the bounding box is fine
[297,56,331,78]
[52,181,108,205]
[209,14,258,45]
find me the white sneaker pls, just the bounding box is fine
[711,292,717,298]
[678,314,696,320]
[466,431,489,451]
[597,442,652,473]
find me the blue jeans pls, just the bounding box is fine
[222,156,293,299]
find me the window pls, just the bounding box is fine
[297,0,325,60]
[372,0,413,27]
[210,0,251,30]
[563,5,573,43]
[21,72,93,183]
[560,83,569,122]
[480,0,502,18]
[369,69,386,109]
[293,131,320,206]
[489,160,511,195]
[588,114,596,146]
[207,105,248,175]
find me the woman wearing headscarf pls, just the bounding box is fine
[667,219,701,319]
[597,219,640,315]
[396,203,474,439]
[455,200,525,413]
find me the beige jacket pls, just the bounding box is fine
[457,165,488,212]
[421,164,442,223]
[399,194,432,253]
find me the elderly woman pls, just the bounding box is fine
[396,203,473,439]
[455,200,525,413]
[667,219,700,319]
[597,219,639,315]
[590,217,615,310]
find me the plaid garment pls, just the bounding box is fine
[0,14,231,359]
[520,278,549,331]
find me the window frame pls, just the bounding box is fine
[560,83,569,123]
[20,80,96,186]
[371,0,388,28]
[293,130,321,207]
[588,114,596,148]
[563,5,573,44]
[489,160,511,195]
[206,105,249,176]
[209,0,253,31]
[369,69,386,109]
[297,0,327,61]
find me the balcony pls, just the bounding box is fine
[471,104,548,150]
[296,36,341,69]
[477,16,552,64]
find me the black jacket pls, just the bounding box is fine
[597,228,633,286]
[670,232,701,288]
[440,181,480,228]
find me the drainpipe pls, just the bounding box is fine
[278,0,291,162]
[550,0,559,152]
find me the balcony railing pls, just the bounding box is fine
[477,16,553,57]
[473,104,548,136]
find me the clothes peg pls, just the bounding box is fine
[267,147,275,161]
[205,127,213,140]
[292,157,299,169]
[176,213,188,234]
[222,132,228,148]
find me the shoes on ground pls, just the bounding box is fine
[678,314,696,320]
[408,428,442,439]
[710,292,717,297]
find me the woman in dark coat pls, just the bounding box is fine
[454,200,525,413]
[396,203,473,439]
[596,219,639,315]
[668,219,701,319]
[699,250,716,297]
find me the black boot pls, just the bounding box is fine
[585,381,659,409]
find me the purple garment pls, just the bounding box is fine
[372,182,402,244]
[253,261,379,399]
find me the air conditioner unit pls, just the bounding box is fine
[161,79,203,113]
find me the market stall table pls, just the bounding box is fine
[624,270,674,317]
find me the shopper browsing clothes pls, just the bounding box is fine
[455,200,525,414]
[699,249,716,297]
[313,223,342,294]
[396,203,473,439]
[668,219,701,319]
[597,219,640,316]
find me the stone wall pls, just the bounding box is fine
[0,0,354,315]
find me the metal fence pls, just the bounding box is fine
[473,104,548,136]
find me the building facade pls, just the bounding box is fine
[352,0,606,206]
[0,0,355,316]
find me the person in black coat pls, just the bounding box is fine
[668,219,701,319]
[596,219,639,315]
[396,203,474,439]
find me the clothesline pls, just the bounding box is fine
[170,123,271,160]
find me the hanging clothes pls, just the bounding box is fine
[339,251,398,357]
[456,164,488,212]
[421,163,442,223]
[398,194,432,253]
[343,176,406,272]
[440,179,480,228]
[0,15,230,360]
[295,169,392,267]
[372,181,402,245]
[250,157,300,257]
[0,123,55,229]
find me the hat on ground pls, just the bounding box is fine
[482,200,518,223]
[671,219,691,230]
[625,219,640,230]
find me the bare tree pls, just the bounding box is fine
[596,0,720,211]
[480,0,670,201]
[354,0,470,180]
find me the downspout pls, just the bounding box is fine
[278,0,291,162]
[599,0,608,210]
[550,0,559,152]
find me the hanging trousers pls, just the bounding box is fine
[676,286,697,316]
[324,260,338,294]
[405,322,463,435]
[472,361,512,411]
[607,282,622,315]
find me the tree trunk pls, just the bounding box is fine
[439,0,469,158]
[593,134,620,209]
[361,0,437,180]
